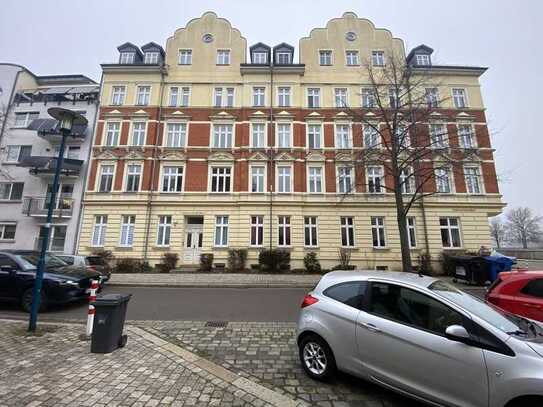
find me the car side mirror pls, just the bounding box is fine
[445,325,471,343]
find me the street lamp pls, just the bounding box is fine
[28,107,87,332]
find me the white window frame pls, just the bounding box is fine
[319,50,332,66]
[457,123,477,149]
[212,123,233,148]
[464,165,483,195]
[119,215,136,247]
[307,165,324,194]
[276,122,292,148]
[124,163,142,192]
[5,145,31,163]
[169,87,179,107]
[252,52,267,64]
[277,87,291,107]
[335,123,352,149]
[156,215,172,247]
[367,165,384,193]
[119,52,135,64]
[435,167,453,193]
[130,121,147,146]
[304,216,319,247]
[249,165,266,193]
[276,164,293,193]
[372,50,385,67]
[214,215,229,247]
[253,87,265,107]
[345,50,359,66]
[416,54,430,66]
[334,88,348,108]
[407,216,417,248]
[135,85,151,106]
[400,167,414,194]
[278,215,291,247]
[363,123,380,148]
[337,166,354,194]
[213,87,235,107]
[250,215,264,247]
[98,164,115,192]
[161,165,185,193]
[111,86,126,106]
[306,123,322,149]
[276,52,291,64]
[217,50,231,65]
[371,216,387,248]
[0,182,24,201]
[307,88,321,108]
[425,87,439,108]
[209,166,232,193]
[452,88,468,109]
[104,121,121,146]
[144,52,159,64]
[165,122,187,148]
[14,112,39,128]
[178,49,192,65]
[440,217,462,248]
[340,216,355,247]
[250,122,266,148]
[180,86,190,107]
[0,223,16,241]
[92,215,108,247]
[361,88,375,108]
[429,122,449,149]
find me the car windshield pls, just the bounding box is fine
[429,280,523,334]
[16,253,68,269]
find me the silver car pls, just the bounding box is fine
[297,271,543,407]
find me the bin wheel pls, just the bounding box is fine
[119,334,128,348]
[452,278,457,283]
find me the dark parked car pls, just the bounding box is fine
[55,254,112,282]
[0,250,102,312]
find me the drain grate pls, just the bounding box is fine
[204,321,228,328]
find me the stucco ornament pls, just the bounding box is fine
[202,33,214,43]
[345,31,357,41]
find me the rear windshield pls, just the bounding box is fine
[58,256,74,265]
[86,256,105,266]
[15,253,67,269]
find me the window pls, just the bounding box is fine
[416,54,431,66]
[429,123,448,148]
[277,166,291,193]
[131,122,146,146]
[210,167,232,192]
[6,145,31,163]
[180,87,190,107]
[170,86,190,107]
[144,52,159,64]
[178,49,192,65]
[253,87,265,107]
[250,166,265,193]
[276,123,291,148]
[119,215,135,247]
[307,88,320,108]
[166,123,187,148]
[341,217,355,247]
[252,52,267,64]
[119,52,135,64]
[217,50,231,65]
[213,87,234,107]
[0,224,16,240]
[334,88,347,108]
[369,283,463,336]
[66,146,80,159]
[363,124,380,148]
[372,51,385,66]
[277,87,291,107]
[337,167,353,194]
[400,168,414,194]
[169,87,179,107]
[319,50,332,66]
[125,164,142,192]
[388,88,400,108]
[157,215,172,246]
[440,217,462,248]
[304,216,318,247]
[251,123,266,148]
[335,124,352,149]
[276,52,291,64]
[98,165,114,192]
[452,88,467,108]
[520,279,543,299]
[105,122,120,146]
[92,215,108,247]
[394,124,410,149]
[308,166,323,193]
[407,217,417,248]
[136,86,151,106]
[213,88,222,107]
[212,124,233,148]
[367,166,383,193]
[111,86,126,105]
[162,166,184,192]
[458,124,476,148]
[214,216,229,246]
[371,216,386,248]
[226,88,234,107]
[278,216,291,246]
[324,281,367,309]
[250,216,264,246]
[425,88,439,108]
[307,124,322,149]
[435,167,452,193]
[346,50,359,66]
[0,182,23,200]
[361,88,375,108]
[14,112,38,128]
[464,166,482,194]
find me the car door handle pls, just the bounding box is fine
[360,322,381,333]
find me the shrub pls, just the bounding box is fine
[228,249,248,272]
[155,252,179,273]
[200,253,214,272]
[331,264,356,271]
[338,248,352,269]
[114,258,148,273]
[303,252,321,274]
[91,248,114,272]
[258,249,290,273]
[417,253,433,275]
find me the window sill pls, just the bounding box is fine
[153,246,171,250]
[277,246,293,251]
[212,246,229,250]
[372,247,390,251]
[0,200,22,203]
[341,247,359,251]
[304,246,319,250]
[0,239,15,243]
[116,246,133,250]
[442,247,464,251]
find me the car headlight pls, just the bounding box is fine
[60,280,79,287]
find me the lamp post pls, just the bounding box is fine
[28,107,87,332]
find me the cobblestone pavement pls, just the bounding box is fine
[140,321,422,407]
[0,320,300,407]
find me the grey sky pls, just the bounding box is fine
[1,0,541,216]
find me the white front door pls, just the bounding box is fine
[183,225,203,264]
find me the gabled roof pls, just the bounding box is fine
[141,42,165,56]
[406,44,434,64]
[117,42,143,58]
[250,42,271,52]
[273,42,294,52]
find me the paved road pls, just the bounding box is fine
[0,286,309,322]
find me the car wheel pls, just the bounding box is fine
[299,334,336,381]
[21,288,47,313]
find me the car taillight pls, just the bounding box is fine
[301,294,318,308]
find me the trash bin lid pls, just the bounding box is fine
[91,293,132,306]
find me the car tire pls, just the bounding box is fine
[21,288,47,313]
[299,334,336,381]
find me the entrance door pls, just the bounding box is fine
[183,219,203,265]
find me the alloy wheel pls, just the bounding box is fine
[303,341,327,375]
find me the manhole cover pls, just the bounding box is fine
[205,321,228,328]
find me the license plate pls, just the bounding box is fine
[456,266,466,276]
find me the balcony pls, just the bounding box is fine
[34,237,66,253]
[22,196,74,218]
[17,156,83,177]
[27,118,87,142]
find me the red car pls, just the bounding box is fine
[486,271,543,322]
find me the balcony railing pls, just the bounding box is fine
[22,196,74,218]
[34,237,66,253]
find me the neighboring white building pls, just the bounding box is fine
[0,63,99,254]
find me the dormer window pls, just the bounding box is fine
[252,52,267,64]
[144,52,159,64]
[120,52,135,64]
[416,54,431,66]
[276,52,291,64]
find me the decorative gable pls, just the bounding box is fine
[306,152,326,162]
[335,152,354,162]
[248,152,268,161]
[124,150,145,160]
[274,152,295,162]
[94,150,118,160]
[160,151,186,161]
[208,151,234,162]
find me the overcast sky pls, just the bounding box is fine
[1,0,541,216]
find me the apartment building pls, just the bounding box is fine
[78,12,503,270]
[0,63,99,253]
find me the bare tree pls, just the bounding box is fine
[489,217,506,249]
[505,207,542,249]
[339,52,479,272]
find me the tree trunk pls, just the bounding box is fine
[393,186,412,272]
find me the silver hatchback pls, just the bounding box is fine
[297,271,543,407]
